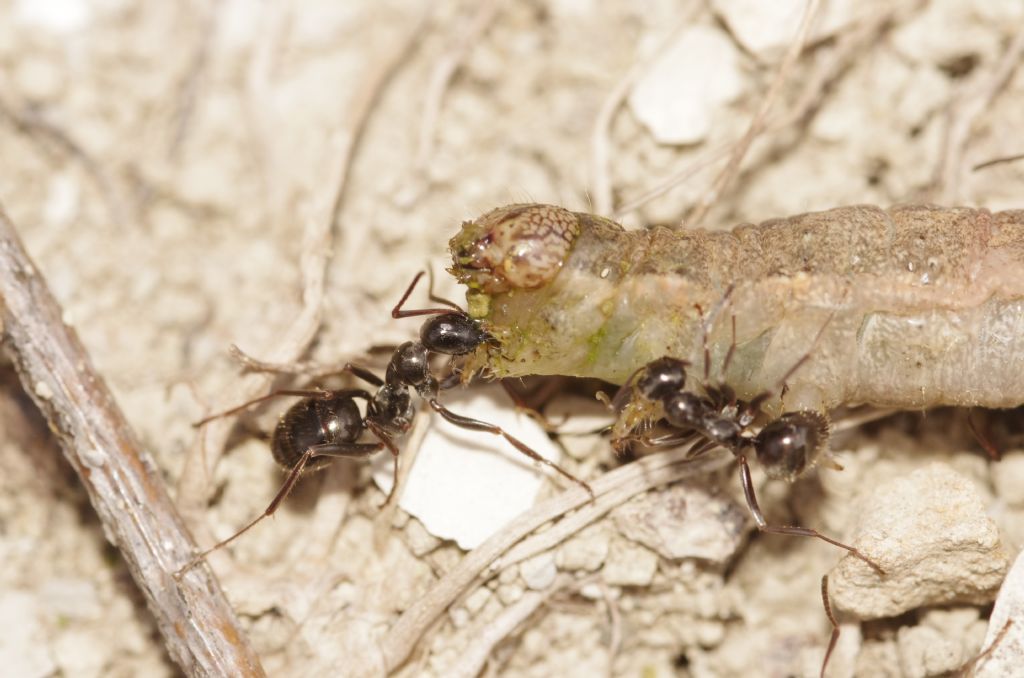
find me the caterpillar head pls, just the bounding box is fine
[448,204,580,295]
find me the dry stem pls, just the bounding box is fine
[588,4,700,216]
[684,0,821,229]
[614,5,894,220]
[932,26,1024,203]
[381,448,732,672]
[176,12,425,518]
[0,203,265,677]
[413,0,502,174]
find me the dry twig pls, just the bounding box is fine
[0,203,265,677]
[177,13,426,517]
[684,0,821,229]
[588,6,700,216]
[413,0,502,174]
[447,575,572,678]
[382,448,732,672]
[932,26,1024,203]
[614,5,893,220]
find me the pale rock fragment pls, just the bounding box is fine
[611,483,747,563]
[555,523,610,572]
[373,385,567,549]
[464,586,491,615]
[496,583,524,606]
[521,552,557,590]
[711,0,861,58]
[897,625,962,678]
[974,547,1024,678]
[830,463,1008,619]
[627,26,743,145]
[403,517,441,557]
[992,450,1024,507]
[602,537,658,587]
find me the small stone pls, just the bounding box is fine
[602,537,658,587]
[556,524,610,572]
[521,552,557,590]
[14,54,66,103]
[498,564,519,584]
[711,0,860,58]
[403,517,441,557]
[448,606,470,628]
[830,463,1008,619]
[991,451,1024,507]
[611,482,747,563]
[628,26,743,145]
[496,583,524,606]
[897,625,962,678]
[464,586,491,615]
[975,547,1024,677]
[52,629,107,678]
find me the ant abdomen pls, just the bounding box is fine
[753,410,829,482]
[272,395,364,472]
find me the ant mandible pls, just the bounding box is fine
[176,272,591,576]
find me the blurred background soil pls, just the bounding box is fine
[1,1,1022,676]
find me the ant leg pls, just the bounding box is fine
[737,455,884,574]
[957,618,1013,676]
[497,379,569,433]
[638,430,701,450]
[193,388,371,427]
[438,368,463,391]
[175,439,383,576]
[340,362,385,388]
[967,410,1002,461]
[365,420,402,507]
[426,398,594,496]
[820,574,839,678]
[392,270,464,319]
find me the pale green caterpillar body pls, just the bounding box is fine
[449,203,1024,413]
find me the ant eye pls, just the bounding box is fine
[636,357,687,401]
[420,313,488,355]
[754,411,828,481]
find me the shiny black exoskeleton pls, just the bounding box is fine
[178,271,590,576]
[619,354,880,574]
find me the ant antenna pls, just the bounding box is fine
[392,270,464,319]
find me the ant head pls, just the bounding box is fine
[370,383,416,436]
[420,313,490,356]
[636,356,687,402]
[753,411,829,482]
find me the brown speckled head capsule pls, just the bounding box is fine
[448,204,580,294]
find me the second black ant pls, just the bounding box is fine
[176,272,592,576]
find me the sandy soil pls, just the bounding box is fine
[1,1,1023,676]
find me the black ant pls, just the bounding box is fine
[610,287,882,569]
[611,308,884,677]
[176,272,591,576]
[613,352,881,572]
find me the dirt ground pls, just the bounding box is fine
[2,1,1023,677]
